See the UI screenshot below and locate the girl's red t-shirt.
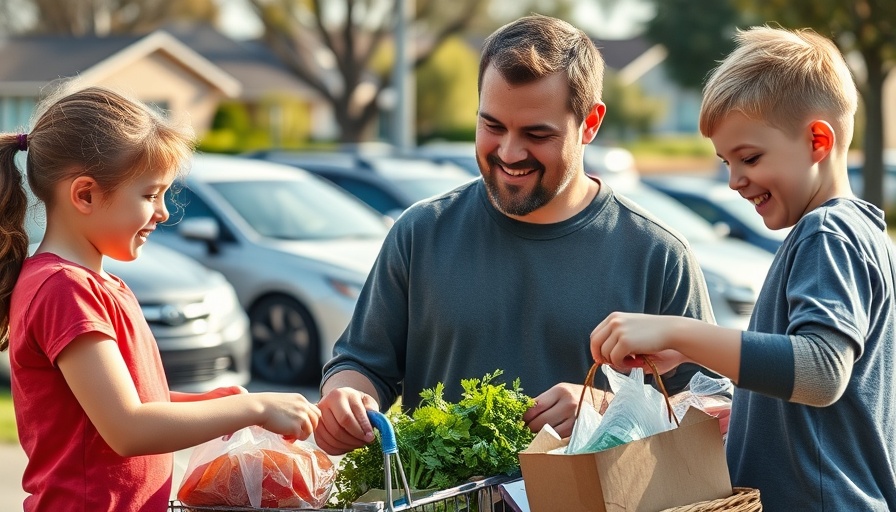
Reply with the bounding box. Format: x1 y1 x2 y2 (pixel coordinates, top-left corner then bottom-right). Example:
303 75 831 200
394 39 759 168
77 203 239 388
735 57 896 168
10 253 172 512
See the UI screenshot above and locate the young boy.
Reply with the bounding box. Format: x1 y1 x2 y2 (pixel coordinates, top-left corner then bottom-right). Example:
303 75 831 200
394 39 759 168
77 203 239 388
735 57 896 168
590 26 896 510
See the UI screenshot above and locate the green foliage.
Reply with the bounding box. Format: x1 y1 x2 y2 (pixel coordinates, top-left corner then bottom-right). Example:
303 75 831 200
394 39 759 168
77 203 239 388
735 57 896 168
624 135 717 158
415 36 480 142
332 370 535 507
0 389 17 444
600 70 666 141
210 101 250 132
644 0 741 91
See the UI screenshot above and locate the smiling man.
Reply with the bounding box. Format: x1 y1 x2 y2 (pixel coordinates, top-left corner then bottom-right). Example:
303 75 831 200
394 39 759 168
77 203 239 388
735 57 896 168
315 14 716 456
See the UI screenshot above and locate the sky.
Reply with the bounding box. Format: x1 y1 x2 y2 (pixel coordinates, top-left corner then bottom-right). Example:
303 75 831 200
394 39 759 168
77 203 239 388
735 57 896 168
214 0 654 41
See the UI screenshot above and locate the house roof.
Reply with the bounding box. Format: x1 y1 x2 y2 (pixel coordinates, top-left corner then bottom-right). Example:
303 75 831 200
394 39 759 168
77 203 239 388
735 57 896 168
158 22 324 100
592 36 653 70
0 30 241 97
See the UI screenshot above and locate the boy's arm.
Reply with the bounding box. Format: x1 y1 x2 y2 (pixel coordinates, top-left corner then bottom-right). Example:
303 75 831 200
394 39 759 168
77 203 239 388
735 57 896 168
671 317 743 382
591 313 743 384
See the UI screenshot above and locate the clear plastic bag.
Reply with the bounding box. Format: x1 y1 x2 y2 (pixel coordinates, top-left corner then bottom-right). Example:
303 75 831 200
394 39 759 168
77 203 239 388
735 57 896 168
567 366 676 454
177 426 337 509
669 372 733 438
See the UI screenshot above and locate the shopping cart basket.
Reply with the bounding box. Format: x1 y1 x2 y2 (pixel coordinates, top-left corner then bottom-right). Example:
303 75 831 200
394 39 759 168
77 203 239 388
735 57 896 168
168 410 522 512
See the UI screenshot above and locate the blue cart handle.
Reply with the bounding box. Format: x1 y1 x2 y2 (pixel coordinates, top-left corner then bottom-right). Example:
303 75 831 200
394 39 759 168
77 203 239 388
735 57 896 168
366 410 398 454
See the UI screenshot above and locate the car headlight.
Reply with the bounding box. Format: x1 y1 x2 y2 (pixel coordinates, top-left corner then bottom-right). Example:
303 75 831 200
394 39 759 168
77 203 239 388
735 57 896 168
201 283 242 317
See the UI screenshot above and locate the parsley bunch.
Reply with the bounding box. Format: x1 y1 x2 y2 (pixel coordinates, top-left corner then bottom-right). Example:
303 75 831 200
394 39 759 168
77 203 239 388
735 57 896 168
332 370 535 506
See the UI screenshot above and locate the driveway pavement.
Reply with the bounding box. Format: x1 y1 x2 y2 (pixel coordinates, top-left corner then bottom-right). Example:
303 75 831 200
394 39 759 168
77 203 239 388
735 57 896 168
0 382 319 509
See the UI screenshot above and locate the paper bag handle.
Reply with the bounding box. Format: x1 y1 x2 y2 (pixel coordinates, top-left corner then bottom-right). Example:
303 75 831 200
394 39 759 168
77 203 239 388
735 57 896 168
575 357 680 427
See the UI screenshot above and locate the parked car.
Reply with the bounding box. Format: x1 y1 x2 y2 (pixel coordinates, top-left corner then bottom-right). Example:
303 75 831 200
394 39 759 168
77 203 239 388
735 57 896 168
584 144 640 188
847 149 896 207
153 154 391 384
643 175 790 254
614 181 774 330
415 142 641 187
246 150 476 219
415 141 480 176
0 213 251 392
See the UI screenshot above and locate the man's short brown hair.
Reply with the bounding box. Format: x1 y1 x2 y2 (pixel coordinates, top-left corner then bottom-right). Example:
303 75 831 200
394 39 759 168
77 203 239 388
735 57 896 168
478 14 604 124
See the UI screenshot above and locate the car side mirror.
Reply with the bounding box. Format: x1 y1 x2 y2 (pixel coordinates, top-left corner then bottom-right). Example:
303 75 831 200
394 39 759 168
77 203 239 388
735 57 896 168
178 217 221 255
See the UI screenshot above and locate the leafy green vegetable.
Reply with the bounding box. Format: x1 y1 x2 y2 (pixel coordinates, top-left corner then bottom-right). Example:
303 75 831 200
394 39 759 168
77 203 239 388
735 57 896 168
331 370 535 506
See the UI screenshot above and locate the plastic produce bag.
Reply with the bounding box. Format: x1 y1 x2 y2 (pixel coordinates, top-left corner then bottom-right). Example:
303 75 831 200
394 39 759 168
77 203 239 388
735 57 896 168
177 426 337 509
567 366 676 454
669 372 734 437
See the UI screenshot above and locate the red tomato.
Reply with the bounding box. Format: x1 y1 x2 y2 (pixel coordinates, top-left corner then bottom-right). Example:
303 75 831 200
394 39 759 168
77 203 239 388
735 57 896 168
178 444 334 507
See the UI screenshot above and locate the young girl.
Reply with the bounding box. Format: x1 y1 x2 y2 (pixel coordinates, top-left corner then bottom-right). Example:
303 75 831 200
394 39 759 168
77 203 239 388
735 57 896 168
0 86 322 511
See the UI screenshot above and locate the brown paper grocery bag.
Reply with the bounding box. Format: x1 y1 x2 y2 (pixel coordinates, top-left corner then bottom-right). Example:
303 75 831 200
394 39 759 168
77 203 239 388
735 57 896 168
519 362 732 512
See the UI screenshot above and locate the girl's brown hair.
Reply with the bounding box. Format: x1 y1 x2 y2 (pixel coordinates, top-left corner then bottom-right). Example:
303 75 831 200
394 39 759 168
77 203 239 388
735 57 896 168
0 85 195 350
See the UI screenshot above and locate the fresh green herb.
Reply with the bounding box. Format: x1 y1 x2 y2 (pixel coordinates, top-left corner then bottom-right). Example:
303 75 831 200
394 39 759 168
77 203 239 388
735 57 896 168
331 370 535 506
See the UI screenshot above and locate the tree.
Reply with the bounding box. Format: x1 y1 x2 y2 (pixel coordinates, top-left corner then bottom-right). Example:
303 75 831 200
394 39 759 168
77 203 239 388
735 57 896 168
2 0 218 36
732 0 896 209
247 0 487 143
642 0 740 91
414 35 479 142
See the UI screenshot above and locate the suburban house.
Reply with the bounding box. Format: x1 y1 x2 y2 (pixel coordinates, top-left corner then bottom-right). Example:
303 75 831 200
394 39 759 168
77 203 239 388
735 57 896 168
595 35 703 136
0 24 334 143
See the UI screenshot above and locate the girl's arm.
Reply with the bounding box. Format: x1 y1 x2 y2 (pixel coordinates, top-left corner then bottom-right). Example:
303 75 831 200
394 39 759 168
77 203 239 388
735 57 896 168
57 332 320 457
170 387 248 403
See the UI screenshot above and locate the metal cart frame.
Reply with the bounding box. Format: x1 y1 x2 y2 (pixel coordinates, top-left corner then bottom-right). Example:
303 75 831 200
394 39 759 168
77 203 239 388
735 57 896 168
168 411 523 512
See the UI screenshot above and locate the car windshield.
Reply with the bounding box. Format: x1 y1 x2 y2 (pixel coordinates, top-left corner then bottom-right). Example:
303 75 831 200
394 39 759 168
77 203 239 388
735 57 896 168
209 179 388 240
620 185 720 243
716 194 790 241
367 157 474 202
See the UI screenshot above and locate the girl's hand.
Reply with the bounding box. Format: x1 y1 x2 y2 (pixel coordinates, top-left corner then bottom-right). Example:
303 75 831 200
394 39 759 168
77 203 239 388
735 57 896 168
255 392 322 441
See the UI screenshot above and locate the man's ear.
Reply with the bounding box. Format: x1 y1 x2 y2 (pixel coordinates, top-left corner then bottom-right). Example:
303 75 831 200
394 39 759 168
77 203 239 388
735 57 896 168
809 120 834 163
70 176 97 213
582 102 606 144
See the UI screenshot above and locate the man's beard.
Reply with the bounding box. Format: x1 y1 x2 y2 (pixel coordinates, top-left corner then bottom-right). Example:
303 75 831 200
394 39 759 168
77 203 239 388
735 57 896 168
481 153 551 216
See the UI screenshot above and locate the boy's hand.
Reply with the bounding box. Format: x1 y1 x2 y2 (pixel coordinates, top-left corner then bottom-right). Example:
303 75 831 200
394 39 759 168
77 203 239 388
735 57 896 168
590 312 682 367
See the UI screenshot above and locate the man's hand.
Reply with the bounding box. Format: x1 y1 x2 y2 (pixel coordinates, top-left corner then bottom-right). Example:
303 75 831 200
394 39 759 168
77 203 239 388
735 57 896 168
315 387 379 455
522 382 613 438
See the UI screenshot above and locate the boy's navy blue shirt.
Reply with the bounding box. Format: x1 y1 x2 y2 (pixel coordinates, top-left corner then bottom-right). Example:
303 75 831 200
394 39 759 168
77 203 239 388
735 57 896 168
728 197 896 511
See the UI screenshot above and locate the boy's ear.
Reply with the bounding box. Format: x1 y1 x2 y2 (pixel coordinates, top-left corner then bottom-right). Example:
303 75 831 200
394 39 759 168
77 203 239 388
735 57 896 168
70 176 96 213
809 120 834 163
582 102 606 144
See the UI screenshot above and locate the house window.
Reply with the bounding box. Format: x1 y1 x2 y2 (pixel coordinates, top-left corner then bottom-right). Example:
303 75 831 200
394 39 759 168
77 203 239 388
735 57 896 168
0 97 37 132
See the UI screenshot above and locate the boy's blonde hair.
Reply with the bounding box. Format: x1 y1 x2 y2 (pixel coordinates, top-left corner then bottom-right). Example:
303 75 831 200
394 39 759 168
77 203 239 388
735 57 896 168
699 26 858 152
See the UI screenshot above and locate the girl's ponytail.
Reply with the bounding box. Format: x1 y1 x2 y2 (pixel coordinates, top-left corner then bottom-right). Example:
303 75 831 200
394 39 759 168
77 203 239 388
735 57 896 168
0 133 30 351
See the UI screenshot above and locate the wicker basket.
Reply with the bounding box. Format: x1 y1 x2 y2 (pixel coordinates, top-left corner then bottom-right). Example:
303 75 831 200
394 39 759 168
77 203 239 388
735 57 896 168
659 487 762 512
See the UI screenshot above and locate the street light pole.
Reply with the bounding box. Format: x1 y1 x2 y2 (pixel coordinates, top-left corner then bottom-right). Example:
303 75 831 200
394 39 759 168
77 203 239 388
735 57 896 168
393 0 415 155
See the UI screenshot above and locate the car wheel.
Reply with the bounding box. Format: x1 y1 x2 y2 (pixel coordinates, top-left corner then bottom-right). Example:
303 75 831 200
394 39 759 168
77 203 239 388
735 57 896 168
248 294 321 385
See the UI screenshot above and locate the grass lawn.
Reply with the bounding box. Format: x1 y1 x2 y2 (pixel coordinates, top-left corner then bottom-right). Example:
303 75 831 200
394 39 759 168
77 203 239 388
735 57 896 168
0 388 17 444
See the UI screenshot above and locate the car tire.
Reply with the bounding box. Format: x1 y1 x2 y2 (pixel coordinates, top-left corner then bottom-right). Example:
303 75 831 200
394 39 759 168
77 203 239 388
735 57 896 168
248 294 321 385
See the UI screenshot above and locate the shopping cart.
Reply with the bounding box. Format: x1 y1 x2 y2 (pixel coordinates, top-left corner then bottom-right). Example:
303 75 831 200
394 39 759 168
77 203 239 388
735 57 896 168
168 411 522 512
